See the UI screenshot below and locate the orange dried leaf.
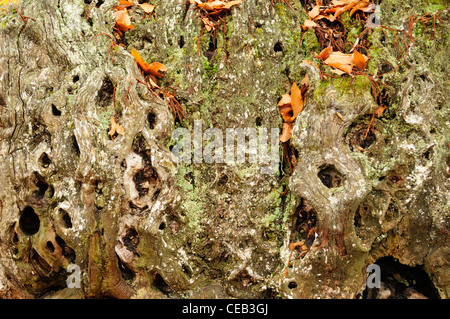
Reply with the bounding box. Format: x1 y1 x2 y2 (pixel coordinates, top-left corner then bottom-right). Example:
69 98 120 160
223 0 242 9
290 81 304 121
115 20 134 32
278 94 292 122
375 105 387 118
113 8 132 25
147 62 167 78
308 5 321 19
334 1 359 18
315 46 333 61
131 48 150 72
300 73 309 87
280 122 294 142
113 9 134 31
303 19 318 28
350 2 370 16
108 118 125 140
353 49 368 70
324 51 354 74
138 3 155 14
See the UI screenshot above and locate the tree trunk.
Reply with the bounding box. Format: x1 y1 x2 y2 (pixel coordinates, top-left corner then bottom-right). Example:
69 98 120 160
0 0 449 299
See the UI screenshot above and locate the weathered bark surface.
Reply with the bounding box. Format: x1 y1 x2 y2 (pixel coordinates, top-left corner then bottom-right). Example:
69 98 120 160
0 0 449 299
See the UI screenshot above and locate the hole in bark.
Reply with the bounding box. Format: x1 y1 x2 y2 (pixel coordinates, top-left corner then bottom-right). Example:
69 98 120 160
255 116 262 126
274 41 283 52
73 75 79 83
98 77 114 108
178 35 185 48
123 227 139 254
31 172 49 200
55 235 76 263
59 209 72 229
132 134 160 197
263 287 278 299
51 104 61 116
158 222 165 230
152 272 173 295
182 264 191 277
117 253 135 281
46 241 55 253
13 232 19 245
346 119 378 152
363 256 440 299
147 112 156 129
218 174 228 186
19 206 40 236
31 249 52 273
318 164 344 188
288 281 297 289
204 36 217 62
39 152 52 168
291 198 317 255
0 93 6 106
31 121 51 147
72 135 80 158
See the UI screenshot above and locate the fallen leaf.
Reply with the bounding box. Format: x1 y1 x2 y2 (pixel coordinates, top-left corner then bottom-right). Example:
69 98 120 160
108 117 125 140
353 49 368 70
138 3 155 14
113 8 134 31
375 105 387 117
330 68 347 75
334 1 359 18
280 122 294 142
308 5 321 19
303 19 318 28
223 0 242 9
324 51 354 74
315 46 333 61
300 73 309 86
278 94 292 122
147 61 167 78
131 48 150 72
289 82 304 122
350 1 370 16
